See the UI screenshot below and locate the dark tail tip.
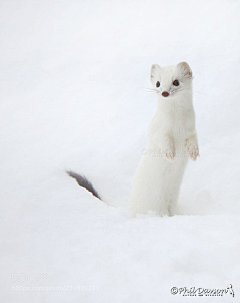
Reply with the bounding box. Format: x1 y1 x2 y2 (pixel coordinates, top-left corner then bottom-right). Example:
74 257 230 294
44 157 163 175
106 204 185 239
67 171 101 200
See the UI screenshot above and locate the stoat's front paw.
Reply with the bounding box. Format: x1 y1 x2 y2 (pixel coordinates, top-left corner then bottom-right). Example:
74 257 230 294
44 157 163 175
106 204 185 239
159 135 175 162
186 141 199 161
163 146 175 162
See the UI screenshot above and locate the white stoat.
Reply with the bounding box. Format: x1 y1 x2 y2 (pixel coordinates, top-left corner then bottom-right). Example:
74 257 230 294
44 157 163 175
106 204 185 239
68 62 199 217
128 62 199 216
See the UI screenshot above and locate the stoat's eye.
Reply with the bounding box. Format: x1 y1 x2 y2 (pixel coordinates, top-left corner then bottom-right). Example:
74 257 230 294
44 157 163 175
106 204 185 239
156 81 160 88
173 80 180 86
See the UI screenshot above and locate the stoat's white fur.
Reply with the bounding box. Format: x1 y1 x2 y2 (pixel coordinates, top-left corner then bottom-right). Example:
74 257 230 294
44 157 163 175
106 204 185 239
128 62 199 216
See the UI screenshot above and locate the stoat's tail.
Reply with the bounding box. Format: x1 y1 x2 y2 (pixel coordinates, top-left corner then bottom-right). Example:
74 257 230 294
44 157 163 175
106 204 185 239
67 171 101 200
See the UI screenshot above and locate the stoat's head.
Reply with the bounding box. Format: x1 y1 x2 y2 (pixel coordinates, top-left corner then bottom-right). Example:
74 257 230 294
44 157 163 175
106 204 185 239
150 62 192 99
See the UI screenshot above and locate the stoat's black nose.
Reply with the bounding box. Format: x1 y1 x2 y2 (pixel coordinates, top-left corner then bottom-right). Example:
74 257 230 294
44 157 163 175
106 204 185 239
162 91 169 97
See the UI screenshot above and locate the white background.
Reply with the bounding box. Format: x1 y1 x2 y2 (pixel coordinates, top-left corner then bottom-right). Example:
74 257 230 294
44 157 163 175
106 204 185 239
1 0 240 302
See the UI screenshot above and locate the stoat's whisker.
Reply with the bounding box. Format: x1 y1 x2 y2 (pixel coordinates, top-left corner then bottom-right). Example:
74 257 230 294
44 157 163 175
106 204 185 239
144 87 159 93
145 91 159 95
171 88 185 95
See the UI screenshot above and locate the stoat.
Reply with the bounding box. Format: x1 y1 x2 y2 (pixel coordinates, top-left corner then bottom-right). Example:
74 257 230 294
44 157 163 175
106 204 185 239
68 62 199 216
128 62 199 216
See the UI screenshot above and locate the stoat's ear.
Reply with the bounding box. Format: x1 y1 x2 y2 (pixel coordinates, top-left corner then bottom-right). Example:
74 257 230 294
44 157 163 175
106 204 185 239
177 61 192 77
150 64 161 81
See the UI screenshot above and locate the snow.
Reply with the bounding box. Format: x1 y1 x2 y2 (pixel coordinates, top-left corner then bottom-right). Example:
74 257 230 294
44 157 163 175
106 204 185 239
1 0 240 302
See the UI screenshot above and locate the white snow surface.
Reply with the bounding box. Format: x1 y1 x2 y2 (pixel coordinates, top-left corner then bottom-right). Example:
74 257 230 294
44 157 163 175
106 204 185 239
1 0 240 302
